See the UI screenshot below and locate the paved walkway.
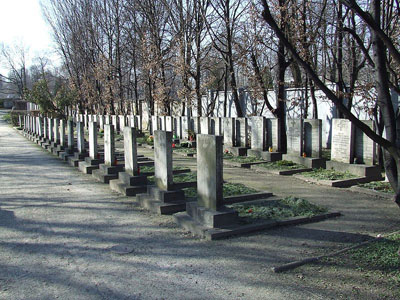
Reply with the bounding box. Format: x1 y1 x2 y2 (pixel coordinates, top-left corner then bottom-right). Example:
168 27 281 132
0 110 399 299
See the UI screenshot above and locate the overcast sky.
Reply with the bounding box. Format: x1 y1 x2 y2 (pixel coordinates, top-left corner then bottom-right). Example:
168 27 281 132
0 0 57 74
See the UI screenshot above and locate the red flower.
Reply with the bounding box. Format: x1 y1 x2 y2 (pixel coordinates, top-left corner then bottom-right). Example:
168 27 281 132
247 209 253 213
172 143 176 148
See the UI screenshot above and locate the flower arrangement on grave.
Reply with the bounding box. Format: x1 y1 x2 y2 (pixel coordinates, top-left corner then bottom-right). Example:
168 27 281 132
146 135 154 143
302 152 307 158
187 129 195 141
269 147 273 152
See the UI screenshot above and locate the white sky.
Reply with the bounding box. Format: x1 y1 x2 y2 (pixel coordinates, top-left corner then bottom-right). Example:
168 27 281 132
0 0 58 74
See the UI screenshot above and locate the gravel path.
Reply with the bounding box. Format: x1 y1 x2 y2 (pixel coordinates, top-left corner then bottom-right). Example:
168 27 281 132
1 110 399 299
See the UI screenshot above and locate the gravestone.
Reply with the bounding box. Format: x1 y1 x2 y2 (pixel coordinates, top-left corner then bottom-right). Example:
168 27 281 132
192 116 200 134
89 121 98 159
250 116 266 150
68 121 89 167
197 134 224 210
98 115 105 129
200 117 210 134
174 134 238 236
235 118 248 148
223 118 235 147
109 127 148 196
136 115 143 132
119 115 126 132
59 119 66 148
37 117 43 138
48 118 54 142
286 119 303 156
111 115 118 133
43 118 48 140
181 116 189 139
210 117 222 136
136 129 187 214
354 120 375 165
154 130 173 190
77 121 86 154
266 118 280 151
165 116 173 132
326 118 380 180
92 124 123 183
331 119 354 164
104 124 115 165
78 121 102 174
53 118 60 144
304 119 322 158
67 120 74 151
104 115 111 125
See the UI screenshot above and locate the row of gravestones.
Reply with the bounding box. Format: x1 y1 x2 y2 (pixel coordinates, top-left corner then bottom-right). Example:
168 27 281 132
20 114 379 171
20 114 239 239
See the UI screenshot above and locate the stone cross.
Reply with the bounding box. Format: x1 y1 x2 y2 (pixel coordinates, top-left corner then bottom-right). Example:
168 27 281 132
197 134 223 210
154 130 173 190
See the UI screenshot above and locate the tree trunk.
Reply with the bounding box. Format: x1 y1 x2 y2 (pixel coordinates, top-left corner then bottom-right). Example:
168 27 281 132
371 0 400 207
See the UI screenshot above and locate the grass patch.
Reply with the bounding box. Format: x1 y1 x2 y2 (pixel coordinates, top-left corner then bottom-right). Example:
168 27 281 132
137 134 154 145
139 165 187 173
302 168 356 180
229 196 327 222
147 171 196 185
180 176 258 199
321 148 331 160
358 181 394 194
173 144 196 154
342 233 400 287
223 153 263 163
258 160 305 170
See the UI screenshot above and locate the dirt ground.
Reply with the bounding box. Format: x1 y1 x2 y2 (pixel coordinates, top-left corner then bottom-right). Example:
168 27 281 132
1 110 399 299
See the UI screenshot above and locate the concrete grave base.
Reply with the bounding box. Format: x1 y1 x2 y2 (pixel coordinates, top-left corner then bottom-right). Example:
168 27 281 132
41 139 51 150
48 141 59 153
109 173 148 196
326 160 382 179
247 149 282 162
59 148 75 161
68 152 89 167
294 173 382 188
52 144 65 156
136 186 187 215
250 164 312 176
78 157 104 174
224 146 248 156
174 209 341 240
186 202 238 228
282 154 326 169
92 164 124 183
